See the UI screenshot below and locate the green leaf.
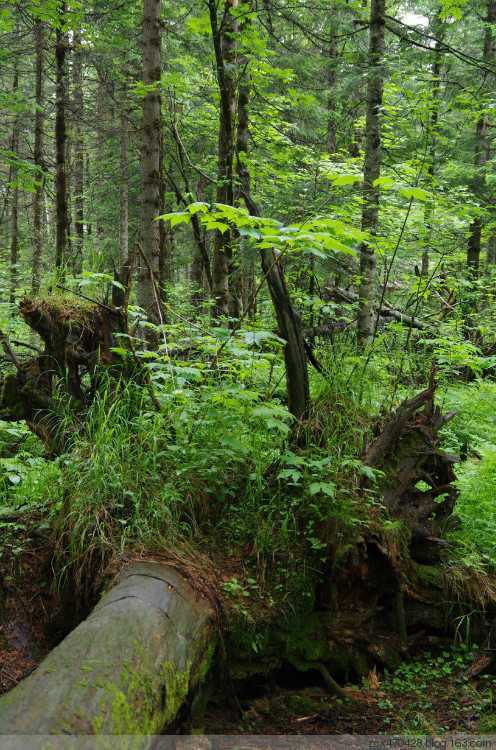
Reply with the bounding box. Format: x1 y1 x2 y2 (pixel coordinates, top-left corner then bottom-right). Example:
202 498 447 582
332 174 362 186
187 202 209 215
157 211 191 227
399 187 431 202
309 482 336 497
373 176 395 189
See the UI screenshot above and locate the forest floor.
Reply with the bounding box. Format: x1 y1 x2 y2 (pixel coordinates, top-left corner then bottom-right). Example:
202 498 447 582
203 647 496 735
2 548 496 735
2 534 496 735
0 529 57 696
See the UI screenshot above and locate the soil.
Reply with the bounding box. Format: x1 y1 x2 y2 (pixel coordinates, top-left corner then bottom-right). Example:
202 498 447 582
0 536 58 696
202 649 496 735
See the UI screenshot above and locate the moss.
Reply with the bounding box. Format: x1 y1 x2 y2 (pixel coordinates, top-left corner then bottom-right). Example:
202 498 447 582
414 563 444 589
91 657 193 735
284 612 331 664
285 692 324 714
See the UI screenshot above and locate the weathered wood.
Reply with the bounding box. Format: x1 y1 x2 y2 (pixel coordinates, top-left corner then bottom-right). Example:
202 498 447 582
0 562 216 738
325 284 429 331
364 382 458 560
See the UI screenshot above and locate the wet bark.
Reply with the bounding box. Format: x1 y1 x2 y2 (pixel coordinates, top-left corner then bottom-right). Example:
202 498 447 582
357 0 386 346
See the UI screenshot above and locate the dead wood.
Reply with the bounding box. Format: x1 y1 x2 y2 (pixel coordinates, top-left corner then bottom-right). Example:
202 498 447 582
364 381 458 561
324 284 429 331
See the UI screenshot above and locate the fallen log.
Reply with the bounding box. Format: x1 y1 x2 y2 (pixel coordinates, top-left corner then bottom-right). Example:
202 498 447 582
0 562 217 737
324 285 429 331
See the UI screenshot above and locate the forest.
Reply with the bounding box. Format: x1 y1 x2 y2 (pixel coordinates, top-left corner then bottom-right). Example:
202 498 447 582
1 0 496 742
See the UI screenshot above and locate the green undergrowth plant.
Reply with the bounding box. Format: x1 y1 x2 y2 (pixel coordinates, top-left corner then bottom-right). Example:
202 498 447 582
52 365 292 588
49 326 397 610
440 381 496 570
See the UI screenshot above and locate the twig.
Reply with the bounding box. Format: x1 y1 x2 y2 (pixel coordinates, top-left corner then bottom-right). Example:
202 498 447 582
0 330 21 370
56 284 116 314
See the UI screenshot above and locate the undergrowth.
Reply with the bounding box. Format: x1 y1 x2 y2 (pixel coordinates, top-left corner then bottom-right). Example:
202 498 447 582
441 380 496 570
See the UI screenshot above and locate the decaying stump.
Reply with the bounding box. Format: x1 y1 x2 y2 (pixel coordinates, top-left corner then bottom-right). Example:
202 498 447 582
0 292 131 448
0 562 217 737
20 295 128 401
364 380 458 564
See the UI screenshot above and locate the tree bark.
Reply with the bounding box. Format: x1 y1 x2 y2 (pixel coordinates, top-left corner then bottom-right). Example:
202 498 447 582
209 0 240 319
72 28 85 276
55 5 68 273
138 0 162 324
326 9 339 154
467 0 496 277
0 562 216 736
9 47 19 307
357 0 386 346
32 19 45 296
235 22 309 421
119 103 129 269
421 12 444 278
158 127 173 291
95 77 107 243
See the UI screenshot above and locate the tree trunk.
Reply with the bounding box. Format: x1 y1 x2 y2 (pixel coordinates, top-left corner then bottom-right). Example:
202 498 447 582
119 103 129 269
138 0 162 324
9 48 19 307
487 233 496 266
235 21 309 422
32 20 45 296
467 0 496 277
158 128 173 291
72 29 84 276
95 78 107 243
421 13 444 278
326 10 338 154
357 0 386 346
55 5 68 273
209 0 240 319
0 562 216 736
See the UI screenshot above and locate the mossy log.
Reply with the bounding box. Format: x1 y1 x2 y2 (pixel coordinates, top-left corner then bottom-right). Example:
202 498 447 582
0 562 216 738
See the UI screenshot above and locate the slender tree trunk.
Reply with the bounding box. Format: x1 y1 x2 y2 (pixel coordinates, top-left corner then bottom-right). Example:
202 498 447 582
158 128 173 290
326 10 338 154
209 0 240 319
55 5 68 273
66 129 73 263
119 104 129 269
95 79 107 242
235 9 309 421
32 20 45 295
138 0 162 324
85 152 92 239
236 62 255 315
487 234 496 266
357 0 386 346
9 50 20 306
72 29 84 276
421 13 444 278
467 0 496 277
